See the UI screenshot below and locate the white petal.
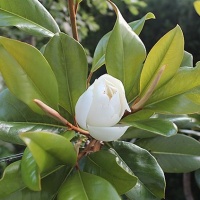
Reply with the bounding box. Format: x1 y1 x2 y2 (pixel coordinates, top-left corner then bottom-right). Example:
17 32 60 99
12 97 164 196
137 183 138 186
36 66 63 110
75 86 93 130
88 125 130 141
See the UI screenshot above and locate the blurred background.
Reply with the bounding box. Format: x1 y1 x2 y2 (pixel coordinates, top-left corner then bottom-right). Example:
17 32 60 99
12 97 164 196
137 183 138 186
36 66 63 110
0 0 200 199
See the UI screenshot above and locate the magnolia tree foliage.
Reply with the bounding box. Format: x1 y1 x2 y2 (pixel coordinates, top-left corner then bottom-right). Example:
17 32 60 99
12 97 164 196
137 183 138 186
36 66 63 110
0 0 200 199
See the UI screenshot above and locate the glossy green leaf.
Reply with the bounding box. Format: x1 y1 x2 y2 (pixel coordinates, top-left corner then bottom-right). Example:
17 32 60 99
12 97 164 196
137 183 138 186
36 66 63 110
106 1 146 100
136 134 200 173
126 180 159 200
0 161 24 198
0 121 67 145
140 25 184 96
180 51 193 67
0 37 59 114
44 32 87 115
91 12 154 73
194 1 200 16
122 118 177 137
0 89 59 124
83 150 137 194
0 162 71 200
145 64 200 114
0 0 60 37
20 131 77 172
112 141 165 199
21 148 40 191
57 171 121 200
195 168 200 189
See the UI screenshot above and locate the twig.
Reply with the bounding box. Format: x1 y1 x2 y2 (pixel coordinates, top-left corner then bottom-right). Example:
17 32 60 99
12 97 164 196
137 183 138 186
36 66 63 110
34 99 89 136
68 0 79 41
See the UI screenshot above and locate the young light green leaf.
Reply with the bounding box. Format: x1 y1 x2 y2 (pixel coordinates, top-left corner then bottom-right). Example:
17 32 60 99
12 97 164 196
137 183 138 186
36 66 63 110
194 1 200 16
57 171 121 200
0 0 60 37
106 1 146 100
44 32 88 115
112 141 165 199
180 51 193 67
83 150 137 194
144 64 200 114
20 131 77 172
0 37 59 114
140 25 184 96
136 134 200 173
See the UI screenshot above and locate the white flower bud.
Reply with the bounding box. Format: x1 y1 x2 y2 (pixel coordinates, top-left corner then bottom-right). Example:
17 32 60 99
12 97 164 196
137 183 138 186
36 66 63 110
75 74 130 141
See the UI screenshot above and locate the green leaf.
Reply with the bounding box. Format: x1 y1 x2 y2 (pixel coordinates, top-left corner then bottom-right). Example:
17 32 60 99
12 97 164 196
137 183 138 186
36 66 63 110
83 150 137 194
180 51 193 67
91 12 154 73
0 161 72 200
0 0 60 37
140 25 184 96
106 1 146 101
0 121 67 145
136 134 200 173
0 37 59 114
194 1 200 16
0 161 24 198
145 64 200 114
20 131 77 172
121 118 177 137
0 89 59 123
129 12 155 35
57 171 121 200
126 180 160 200
44 32 88 115
21 148 40 191
112 141 165 199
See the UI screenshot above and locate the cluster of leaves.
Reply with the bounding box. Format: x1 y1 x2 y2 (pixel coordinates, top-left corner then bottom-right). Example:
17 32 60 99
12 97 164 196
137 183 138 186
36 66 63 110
0 0 200 199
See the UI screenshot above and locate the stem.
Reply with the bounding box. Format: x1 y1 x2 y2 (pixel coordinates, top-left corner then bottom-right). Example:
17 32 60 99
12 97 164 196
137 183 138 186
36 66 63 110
87 72 93 88
183 173 194 200
34 99 89 136
68 0 79 41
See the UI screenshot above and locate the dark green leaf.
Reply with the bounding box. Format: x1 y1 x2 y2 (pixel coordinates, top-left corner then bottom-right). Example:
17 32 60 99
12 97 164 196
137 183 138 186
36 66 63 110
0 37 59 114
0 0 59 37
83 150 137 194
122 118 177 137
195 168 200 189
57 171 121 200
112 141 165 198
136 134 200 173
44 32 88 115
106 1 146 101
0 121 67 145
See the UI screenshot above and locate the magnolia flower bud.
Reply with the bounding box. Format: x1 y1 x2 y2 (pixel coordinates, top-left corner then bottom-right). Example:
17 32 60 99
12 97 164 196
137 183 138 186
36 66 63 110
75 74 130 141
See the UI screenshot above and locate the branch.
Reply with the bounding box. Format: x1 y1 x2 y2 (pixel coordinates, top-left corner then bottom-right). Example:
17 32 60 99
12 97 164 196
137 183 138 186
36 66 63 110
68 0 79 41
34 99 89 136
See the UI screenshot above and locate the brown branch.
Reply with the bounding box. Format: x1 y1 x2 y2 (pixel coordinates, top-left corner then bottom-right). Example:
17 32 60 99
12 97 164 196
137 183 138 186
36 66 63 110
68 0 79 41
34 99 89 136
183 173 194 200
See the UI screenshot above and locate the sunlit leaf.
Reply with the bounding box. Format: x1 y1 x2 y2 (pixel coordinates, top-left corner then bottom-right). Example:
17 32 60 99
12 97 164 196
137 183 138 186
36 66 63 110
0 37 59 114
0 0 60 37
194 1 200 16
136 134 200 173
140 25 184 96
57 171 121 200
106 1 146 101
44 32 87 115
